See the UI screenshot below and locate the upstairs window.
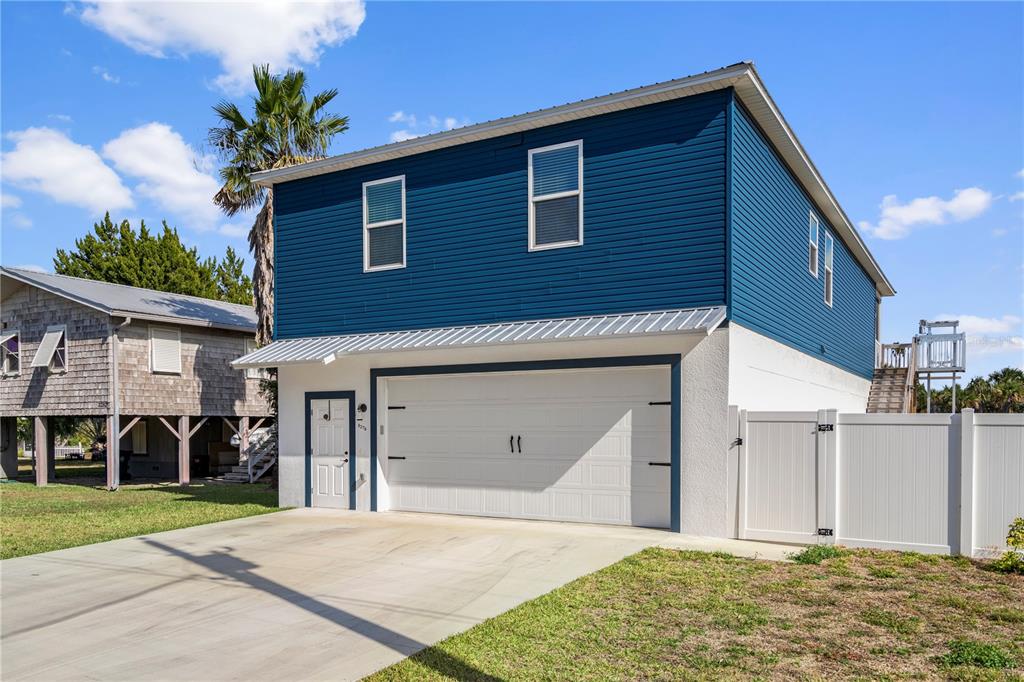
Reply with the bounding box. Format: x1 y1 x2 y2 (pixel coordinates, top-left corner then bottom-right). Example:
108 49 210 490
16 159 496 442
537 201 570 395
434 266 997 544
1 331 19 376
363 176 406 271
244 338 270 380
529 141 583 250
824 232 835 307
150 325 182 374
31 325 67 373
808 212 819 277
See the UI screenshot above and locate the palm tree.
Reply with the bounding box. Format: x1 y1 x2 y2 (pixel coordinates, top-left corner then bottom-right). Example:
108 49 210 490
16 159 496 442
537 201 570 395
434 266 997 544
209 64 349 344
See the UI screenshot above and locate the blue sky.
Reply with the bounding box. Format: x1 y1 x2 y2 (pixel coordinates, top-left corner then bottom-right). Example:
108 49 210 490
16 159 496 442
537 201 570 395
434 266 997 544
2 1 1021 378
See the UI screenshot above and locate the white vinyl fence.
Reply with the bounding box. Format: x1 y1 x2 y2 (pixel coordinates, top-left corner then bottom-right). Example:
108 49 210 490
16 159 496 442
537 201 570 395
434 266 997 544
733 408 1023 557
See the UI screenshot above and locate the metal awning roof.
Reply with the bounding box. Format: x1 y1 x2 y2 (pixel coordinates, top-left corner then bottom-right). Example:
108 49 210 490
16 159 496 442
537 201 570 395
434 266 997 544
233 307 726 368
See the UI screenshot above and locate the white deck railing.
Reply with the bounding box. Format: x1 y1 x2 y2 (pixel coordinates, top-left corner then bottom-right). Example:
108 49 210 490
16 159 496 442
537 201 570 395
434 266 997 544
915 332 966 373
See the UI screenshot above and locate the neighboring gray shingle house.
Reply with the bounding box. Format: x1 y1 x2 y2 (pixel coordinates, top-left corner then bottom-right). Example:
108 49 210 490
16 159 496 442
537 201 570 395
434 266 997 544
0 267 271 486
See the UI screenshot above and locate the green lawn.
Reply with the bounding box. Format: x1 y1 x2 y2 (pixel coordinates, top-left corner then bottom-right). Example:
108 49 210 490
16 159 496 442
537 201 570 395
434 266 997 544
370 547 1024 681
0 481 281 559
17 457 107 480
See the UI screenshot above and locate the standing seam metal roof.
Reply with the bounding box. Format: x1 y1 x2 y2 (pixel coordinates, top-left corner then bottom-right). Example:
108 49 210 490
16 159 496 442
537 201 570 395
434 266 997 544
232 306 726 367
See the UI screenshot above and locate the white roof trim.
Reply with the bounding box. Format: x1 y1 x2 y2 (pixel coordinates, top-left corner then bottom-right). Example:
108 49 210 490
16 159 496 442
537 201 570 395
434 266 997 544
250 62 892 296
232 306 726 368
0 331 15 346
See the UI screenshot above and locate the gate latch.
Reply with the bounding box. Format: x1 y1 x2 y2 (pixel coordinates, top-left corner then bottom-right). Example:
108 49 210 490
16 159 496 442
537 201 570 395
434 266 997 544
817 424 835 432
816 528 834 536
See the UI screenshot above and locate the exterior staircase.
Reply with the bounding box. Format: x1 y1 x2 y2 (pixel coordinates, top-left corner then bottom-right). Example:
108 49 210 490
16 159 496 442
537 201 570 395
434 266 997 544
221 426 278 483
867 367 913 413
867 341 917 414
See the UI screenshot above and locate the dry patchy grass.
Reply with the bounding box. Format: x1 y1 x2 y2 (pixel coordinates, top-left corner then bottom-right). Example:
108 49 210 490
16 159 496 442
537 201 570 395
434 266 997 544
370 547 1024 681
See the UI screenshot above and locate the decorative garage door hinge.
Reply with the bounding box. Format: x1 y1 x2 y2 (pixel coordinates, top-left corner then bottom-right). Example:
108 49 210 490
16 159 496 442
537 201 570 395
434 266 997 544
817 424 835 432
816 528 834 536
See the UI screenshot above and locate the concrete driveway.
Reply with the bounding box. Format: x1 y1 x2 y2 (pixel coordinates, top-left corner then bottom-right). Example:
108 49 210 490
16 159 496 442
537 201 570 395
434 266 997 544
1 509 669 681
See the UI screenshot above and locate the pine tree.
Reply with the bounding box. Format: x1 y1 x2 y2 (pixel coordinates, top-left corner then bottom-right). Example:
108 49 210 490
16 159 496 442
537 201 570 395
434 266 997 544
53 213 253 304
216 246 254 305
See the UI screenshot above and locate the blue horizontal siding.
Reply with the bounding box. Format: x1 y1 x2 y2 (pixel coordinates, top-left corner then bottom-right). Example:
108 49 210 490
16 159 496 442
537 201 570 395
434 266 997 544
274 91 729 338
728 97 876 378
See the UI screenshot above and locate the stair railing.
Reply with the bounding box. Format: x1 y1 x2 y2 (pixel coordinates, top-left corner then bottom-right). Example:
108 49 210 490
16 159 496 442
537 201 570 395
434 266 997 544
878 342 912 369
245 429 278 483
904 341 918 413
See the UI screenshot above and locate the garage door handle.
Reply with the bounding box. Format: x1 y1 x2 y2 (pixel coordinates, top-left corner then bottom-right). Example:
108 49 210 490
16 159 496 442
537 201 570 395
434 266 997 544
509 435 514 454
388 456 406 460
517 435 521 453
648 462 671 467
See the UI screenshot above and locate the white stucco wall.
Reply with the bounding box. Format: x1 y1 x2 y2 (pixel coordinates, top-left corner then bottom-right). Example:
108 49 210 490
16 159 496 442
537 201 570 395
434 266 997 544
727 323 870 413
276 329 732 536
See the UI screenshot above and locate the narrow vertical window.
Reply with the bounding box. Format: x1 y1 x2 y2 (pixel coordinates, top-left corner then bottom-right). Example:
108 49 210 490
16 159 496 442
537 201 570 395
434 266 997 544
244 338 269 380
529 140 583 250
31 325 67 373
0 331 19 376
150 325 182 374
363 176 406 271
808 212 819 277
824 232 834 307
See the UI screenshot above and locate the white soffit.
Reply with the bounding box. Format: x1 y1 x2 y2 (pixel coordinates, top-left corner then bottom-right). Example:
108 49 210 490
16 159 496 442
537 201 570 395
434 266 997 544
232 306 726 368
249 62 892 297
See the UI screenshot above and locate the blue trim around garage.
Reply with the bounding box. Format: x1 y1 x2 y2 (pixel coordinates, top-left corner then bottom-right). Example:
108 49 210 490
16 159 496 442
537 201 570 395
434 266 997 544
369 354 682 532
303 390 357 510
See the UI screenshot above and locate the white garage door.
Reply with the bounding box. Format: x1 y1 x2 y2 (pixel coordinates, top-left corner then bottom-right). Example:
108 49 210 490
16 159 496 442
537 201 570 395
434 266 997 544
384 366 671 528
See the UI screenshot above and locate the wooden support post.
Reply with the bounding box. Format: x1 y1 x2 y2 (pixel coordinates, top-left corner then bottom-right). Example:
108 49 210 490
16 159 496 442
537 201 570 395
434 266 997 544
0 417 18 480
34 416 50 486
106 414 119 490
178 415 190 486
239 416 250 461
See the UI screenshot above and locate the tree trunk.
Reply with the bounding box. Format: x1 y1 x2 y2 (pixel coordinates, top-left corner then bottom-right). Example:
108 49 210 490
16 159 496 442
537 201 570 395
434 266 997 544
249 190 274 346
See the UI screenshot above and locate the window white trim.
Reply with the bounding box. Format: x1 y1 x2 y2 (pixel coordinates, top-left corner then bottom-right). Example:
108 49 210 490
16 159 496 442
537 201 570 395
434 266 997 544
808 212 819 278
823 231 835 308
30 324 68 373
528 140 583 251
362 175 407 272
244 338 270 380
1 330 20 376
149 325 182 374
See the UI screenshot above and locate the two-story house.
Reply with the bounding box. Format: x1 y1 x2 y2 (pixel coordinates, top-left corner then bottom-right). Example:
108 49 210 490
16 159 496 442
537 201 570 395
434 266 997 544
1 267 272 486
234 62 894 536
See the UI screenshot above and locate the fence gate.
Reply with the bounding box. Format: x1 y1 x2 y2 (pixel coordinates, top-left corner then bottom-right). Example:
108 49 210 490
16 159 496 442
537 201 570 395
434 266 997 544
737 410 837 544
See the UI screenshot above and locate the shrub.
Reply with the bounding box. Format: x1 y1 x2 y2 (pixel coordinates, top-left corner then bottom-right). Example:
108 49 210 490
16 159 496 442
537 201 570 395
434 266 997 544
989 517 1024 575
939 639 1015 669
789 545 845 565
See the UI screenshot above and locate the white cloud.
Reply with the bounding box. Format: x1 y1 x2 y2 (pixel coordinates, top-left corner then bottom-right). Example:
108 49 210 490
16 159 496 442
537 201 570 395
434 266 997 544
937 314 1023 335
388 111 469 143
78 1 365 93
48 114 73 124
858 187 993 240
1 193 22 209
219 222 249 238
2 127 132 214
1010 191 1024 202
10 264 48 273
968 335 1024 357
91 65 120 84
102 123 221 230
6 213 33 230
1017 169 1024 179
992 228 1009 237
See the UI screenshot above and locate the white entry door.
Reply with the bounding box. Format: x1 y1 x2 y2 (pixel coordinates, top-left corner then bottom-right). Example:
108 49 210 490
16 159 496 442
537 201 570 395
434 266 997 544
384 367 671 528
310 398 349 509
